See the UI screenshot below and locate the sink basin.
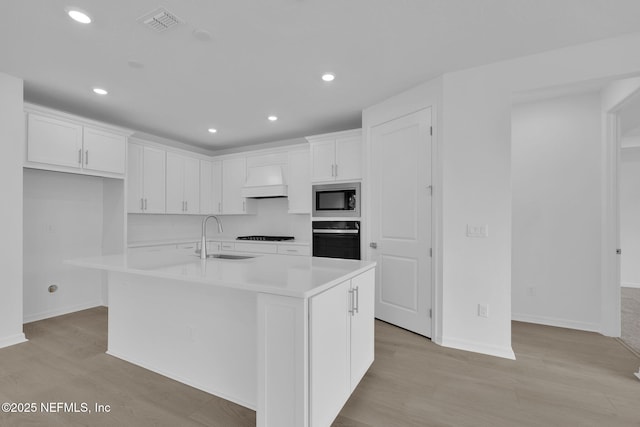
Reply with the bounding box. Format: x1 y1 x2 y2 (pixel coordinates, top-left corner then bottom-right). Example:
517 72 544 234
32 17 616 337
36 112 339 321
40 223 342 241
203 254 256 260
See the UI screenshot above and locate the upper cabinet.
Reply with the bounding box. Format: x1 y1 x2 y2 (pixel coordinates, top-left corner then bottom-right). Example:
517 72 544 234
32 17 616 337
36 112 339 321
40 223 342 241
166 152 200 214
127 142 166 214
287 148 311 214
25 106 129 178
307 129 362 183
222 157 255 215
200 159 222 215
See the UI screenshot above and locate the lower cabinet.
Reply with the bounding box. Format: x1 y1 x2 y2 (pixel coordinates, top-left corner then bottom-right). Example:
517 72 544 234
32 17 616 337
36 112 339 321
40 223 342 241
309 268 375 427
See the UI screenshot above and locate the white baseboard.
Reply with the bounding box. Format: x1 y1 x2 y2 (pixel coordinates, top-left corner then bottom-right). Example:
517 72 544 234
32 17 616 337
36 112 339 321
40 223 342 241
23 300 103 323
511 313 600 332
621 282 640 289
439 336 516 360
0 333 28 349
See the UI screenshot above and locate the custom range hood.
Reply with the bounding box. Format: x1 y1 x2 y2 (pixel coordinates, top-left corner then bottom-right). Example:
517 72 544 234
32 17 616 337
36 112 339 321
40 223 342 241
241 165 288 198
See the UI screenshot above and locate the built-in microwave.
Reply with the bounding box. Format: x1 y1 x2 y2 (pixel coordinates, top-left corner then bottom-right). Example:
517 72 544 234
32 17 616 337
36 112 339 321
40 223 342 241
312 182 360 217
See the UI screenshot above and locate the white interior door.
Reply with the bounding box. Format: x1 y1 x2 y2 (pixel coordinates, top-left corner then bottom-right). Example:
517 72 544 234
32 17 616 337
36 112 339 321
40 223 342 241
370 108 432 337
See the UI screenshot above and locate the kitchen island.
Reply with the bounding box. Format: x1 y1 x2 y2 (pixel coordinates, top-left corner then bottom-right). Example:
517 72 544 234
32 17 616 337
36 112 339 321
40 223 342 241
68 252 376 427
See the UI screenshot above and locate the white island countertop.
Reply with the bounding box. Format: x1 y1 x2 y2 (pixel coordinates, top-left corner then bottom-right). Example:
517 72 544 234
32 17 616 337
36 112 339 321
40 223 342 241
68 252 375 298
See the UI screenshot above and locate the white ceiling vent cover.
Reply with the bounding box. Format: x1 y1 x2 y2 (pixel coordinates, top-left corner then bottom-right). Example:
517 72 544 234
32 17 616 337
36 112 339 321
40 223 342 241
137 7 183 33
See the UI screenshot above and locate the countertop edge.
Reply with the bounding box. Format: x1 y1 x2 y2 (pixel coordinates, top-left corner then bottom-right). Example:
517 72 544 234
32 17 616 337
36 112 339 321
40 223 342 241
66 258 376 299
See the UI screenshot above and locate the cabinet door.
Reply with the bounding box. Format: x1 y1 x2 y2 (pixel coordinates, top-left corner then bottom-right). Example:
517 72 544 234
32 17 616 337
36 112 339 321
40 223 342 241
310 140 336 182
183 156 200 214
127 143 144 213
27 114 82 169
200 160 214 214
165 152 185 214
82 127 126 174
309 280 351 427
349 269 375 391
142 146 166 213
287 149 311 213
211 160 223 214
222 157 247 214
335 134 362 181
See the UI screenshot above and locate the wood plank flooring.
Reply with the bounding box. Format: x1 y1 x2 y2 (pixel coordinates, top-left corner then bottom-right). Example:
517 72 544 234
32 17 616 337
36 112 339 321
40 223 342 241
0 307 638 426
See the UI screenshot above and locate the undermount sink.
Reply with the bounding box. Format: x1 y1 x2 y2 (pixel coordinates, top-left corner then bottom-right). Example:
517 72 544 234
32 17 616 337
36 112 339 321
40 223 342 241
203 254 256 260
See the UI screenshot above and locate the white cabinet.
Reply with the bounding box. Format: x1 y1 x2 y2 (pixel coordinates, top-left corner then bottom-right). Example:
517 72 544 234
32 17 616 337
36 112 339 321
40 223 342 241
307 129 362 183
127 143 166 213
26 112 127 176
309 268 374 427
222 157 255 214
287 148 311 213
166 152 200 214
82 127 126 174
200 160 222 214
27 114 82 169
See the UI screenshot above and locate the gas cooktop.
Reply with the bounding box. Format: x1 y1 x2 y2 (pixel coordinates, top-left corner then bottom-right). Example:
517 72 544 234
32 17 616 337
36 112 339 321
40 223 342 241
236 235 295 242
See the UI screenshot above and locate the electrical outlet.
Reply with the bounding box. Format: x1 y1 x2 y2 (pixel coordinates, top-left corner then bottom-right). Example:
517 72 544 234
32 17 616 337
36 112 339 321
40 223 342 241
467 224 489 238
478 303 489 318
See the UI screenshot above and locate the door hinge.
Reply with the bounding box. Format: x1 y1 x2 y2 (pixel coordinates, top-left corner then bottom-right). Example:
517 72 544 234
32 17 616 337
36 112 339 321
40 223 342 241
429 308 432 319
429 248 432 257
430 126 433 136
616 249 622 255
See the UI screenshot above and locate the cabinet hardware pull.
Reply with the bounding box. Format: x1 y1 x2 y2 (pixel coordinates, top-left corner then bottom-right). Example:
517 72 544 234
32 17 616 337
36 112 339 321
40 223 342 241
334 164 338 177
354 286 359 314
218 202 221 213
331 164 334 177
85 150 89 165
348 289 355 315
185 201 188 211
140 198 144 211
144 198 148 210
78 149 82 165
182 201 185 212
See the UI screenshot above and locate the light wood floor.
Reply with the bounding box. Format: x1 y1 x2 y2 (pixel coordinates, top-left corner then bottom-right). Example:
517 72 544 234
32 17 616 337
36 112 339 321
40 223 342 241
1 308 638 427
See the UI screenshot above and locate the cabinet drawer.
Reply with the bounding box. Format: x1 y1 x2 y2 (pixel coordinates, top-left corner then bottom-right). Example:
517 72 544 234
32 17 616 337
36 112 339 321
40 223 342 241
221 242 235 251
277 245 310 256
234 242 277 254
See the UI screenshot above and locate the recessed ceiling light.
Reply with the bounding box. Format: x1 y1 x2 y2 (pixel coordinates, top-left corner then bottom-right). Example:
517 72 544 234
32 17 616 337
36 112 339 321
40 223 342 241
93 88 108 95
268 116 278 122
67 9 92 24
208 128 217 134
322 73 335 82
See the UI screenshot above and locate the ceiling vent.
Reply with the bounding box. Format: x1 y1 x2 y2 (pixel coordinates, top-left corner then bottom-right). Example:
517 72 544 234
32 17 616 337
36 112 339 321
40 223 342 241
137 7 183 33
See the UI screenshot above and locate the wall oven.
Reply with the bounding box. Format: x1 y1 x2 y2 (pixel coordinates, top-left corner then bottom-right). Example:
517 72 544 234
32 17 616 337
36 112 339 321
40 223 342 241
312 182 360 218
312 221 360 260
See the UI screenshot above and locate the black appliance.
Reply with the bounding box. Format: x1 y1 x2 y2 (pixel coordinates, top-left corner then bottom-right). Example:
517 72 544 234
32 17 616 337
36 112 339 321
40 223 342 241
312 221 360 260
312 182 360 217
237 236 295 241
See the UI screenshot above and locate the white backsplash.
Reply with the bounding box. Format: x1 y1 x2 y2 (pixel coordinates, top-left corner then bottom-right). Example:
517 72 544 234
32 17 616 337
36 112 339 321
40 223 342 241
127 198 310 244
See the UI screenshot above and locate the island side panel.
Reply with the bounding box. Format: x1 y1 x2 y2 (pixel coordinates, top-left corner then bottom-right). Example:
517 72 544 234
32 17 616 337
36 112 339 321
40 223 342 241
257 293 309 427
107 271 257 409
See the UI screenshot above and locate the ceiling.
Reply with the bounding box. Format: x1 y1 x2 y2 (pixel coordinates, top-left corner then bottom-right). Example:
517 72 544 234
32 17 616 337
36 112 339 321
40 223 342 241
3 1 640 152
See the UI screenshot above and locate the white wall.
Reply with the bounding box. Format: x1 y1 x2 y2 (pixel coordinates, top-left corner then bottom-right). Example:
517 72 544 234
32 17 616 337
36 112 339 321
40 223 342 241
128 198 310 244
437 32 640 358
23 169 105 322
512 92 602 331
0 72 26 349
620 147 640 288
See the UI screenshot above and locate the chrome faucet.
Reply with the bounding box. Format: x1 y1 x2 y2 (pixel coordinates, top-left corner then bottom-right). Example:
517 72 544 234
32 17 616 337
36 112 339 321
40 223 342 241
200 215 223 259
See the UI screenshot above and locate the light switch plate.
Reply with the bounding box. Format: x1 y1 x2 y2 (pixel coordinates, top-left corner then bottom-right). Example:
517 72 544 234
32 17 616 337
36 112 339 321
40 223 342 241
467 224 489 238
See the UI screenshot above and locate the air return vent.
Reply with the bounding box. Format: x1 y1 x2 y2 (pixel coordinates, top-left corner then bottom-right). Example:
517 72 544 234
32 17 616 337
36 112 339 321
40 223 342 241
137 7 183 33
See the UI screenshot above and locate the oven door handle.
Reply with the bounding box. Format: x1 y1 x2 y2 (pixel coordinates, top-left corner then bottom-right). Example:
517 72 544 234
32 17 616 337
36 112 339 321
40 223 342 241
312 229 359 234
